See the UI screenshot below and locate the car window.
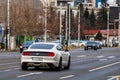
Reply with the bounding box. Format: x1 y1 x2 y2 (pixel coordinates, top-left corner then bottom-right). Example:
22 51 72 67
30 44 54 49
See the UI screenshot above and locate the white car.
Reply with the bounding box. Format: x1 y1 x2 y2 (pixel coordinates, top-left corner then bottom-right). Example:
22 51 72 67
21 42 71 71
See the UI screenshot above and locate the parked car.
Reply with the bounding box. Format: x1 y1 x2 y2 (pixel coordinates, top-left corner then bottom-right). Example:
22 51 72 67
95 41 102 49
71 40 88 47
21 42 71 71
84 41 99 50
20 41 34 53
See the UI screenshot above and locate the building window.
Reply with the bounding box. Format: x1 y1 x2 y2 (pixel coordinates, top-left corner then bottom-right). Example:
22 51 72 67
50 2 55 6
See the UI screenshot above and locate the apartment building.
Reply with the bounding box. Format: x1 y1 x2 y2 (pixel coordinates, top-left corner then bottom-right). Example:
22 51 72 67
116 0 120 6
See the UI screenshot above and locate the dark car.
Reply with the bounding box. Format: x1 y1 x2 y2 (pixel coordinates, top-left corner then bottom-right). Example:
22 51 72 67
20 41 34 53
84 41 98 50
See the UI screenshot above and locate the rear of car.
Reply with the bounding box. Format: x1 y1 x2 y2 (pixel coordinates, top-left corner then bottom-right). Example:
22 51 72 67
84 41 98 50
21 42 70 71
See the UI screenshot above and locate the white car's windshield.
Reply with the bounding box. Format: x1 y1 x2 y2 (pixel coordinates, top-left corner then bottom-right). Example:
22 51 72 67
30 44 54 49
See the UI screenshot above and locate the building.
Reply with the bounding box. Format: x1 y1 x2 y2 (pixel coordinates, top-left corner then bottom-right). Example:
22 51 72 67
116 0 120 6
83 29 119 46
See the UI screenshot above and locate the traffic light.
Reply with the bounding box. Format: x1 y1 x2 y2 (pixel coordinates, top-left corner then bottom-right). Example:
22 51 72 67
6 28 9 34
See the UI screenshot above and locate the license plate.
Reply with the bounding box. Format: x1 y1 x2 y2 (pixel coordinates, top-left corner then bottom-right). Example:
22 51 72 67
88 47 92 48
32 57 43 61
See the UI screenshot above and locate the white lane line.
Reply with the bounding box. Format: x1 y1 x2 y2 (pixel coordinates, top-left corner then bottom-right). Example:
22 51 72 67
97 55 104 58
0 62 20 66
107 56 115 59
0 65 19 70
13 68 20 70
0 68 20 73
107 76 116 80
4 68 20 72
60 75 74 79
77 55 86 58
89 61 120 72
17 72 43 78
4 69 12 72
99 59 108 61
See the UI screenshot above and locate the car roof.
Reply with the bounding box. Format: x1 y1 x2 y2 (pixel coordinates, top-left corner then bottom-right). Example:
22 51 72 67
32 42 60 45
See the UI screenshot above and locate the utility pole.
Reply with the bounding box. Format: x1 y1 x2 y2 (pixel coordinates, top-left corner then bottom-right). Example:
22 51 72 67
107 5 109 47
78 4 80 47
6 0 10 50
68 4 71 45
65 4 68 41
119 12 120 46
117 4 120 47
60 3 62 44
44 0 47 42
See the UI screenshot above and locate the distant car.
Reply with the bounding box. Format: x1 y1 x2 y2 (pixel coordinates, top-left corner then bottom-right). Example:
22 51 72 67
21 42 71 71
95 41 102 49
84 41 98 50
71 40 87 47
20 41 34 53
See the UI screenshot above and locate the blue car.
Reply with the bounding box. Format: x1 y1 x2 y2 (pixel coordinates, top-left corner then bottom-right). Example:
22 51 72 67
20 41 34 53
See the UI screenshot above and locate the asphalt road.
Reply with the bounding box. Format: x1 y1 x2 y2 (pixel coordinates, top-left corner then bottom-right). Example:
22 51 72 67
0 47 120 80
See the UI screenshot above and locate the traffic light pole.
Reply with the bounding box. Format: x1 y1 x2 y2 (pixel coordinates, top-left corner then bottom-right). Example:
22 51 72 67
119 12 120 46
6 0 10 50
60 3 62 44
107 5 110 47
78 5 80 47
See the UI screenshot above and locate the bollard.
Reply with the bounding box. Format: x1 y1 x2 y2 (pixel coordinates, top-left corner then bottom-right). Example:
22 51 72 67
116 75 120 80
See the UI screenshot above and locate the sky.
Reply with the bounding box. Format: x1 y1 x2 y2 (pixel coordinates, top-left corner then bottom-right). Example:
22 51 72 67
98 0 117 8
107 0 117 6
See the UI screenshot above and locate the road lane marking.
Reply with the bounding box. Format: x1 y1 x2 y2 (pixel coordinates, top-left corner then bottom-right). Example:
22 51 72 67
60 75 74 79
107 56 115 59
107 76 116 80
17 72 43 78
0 65 19 70
99 59 108 61
77 55 86 58
97 55 104 58
3 68 20 72
0 62 20 66
0 68 20 73
89 61 120 72
4 69 12 72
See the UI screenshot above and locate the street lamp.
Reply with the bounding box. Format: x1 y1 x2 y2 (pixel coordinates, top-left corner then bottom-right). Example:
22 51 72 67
6 0 10 50
100 3 109 47
59 3 62 44
106 5 110 47
114 19 117 39
44 0 48 42
68 4 71 46
118 6 120 47
78 4 81 47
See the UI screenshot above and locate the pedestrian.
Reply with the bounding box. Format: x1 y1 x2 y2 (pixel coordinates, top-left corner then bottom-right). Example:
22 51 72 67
1 42 5 51
35 38 39 42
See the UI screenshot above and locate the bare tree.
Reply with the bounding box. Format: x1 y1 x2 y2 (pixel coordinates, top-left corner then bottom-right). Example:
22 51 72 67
10 0 44 36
